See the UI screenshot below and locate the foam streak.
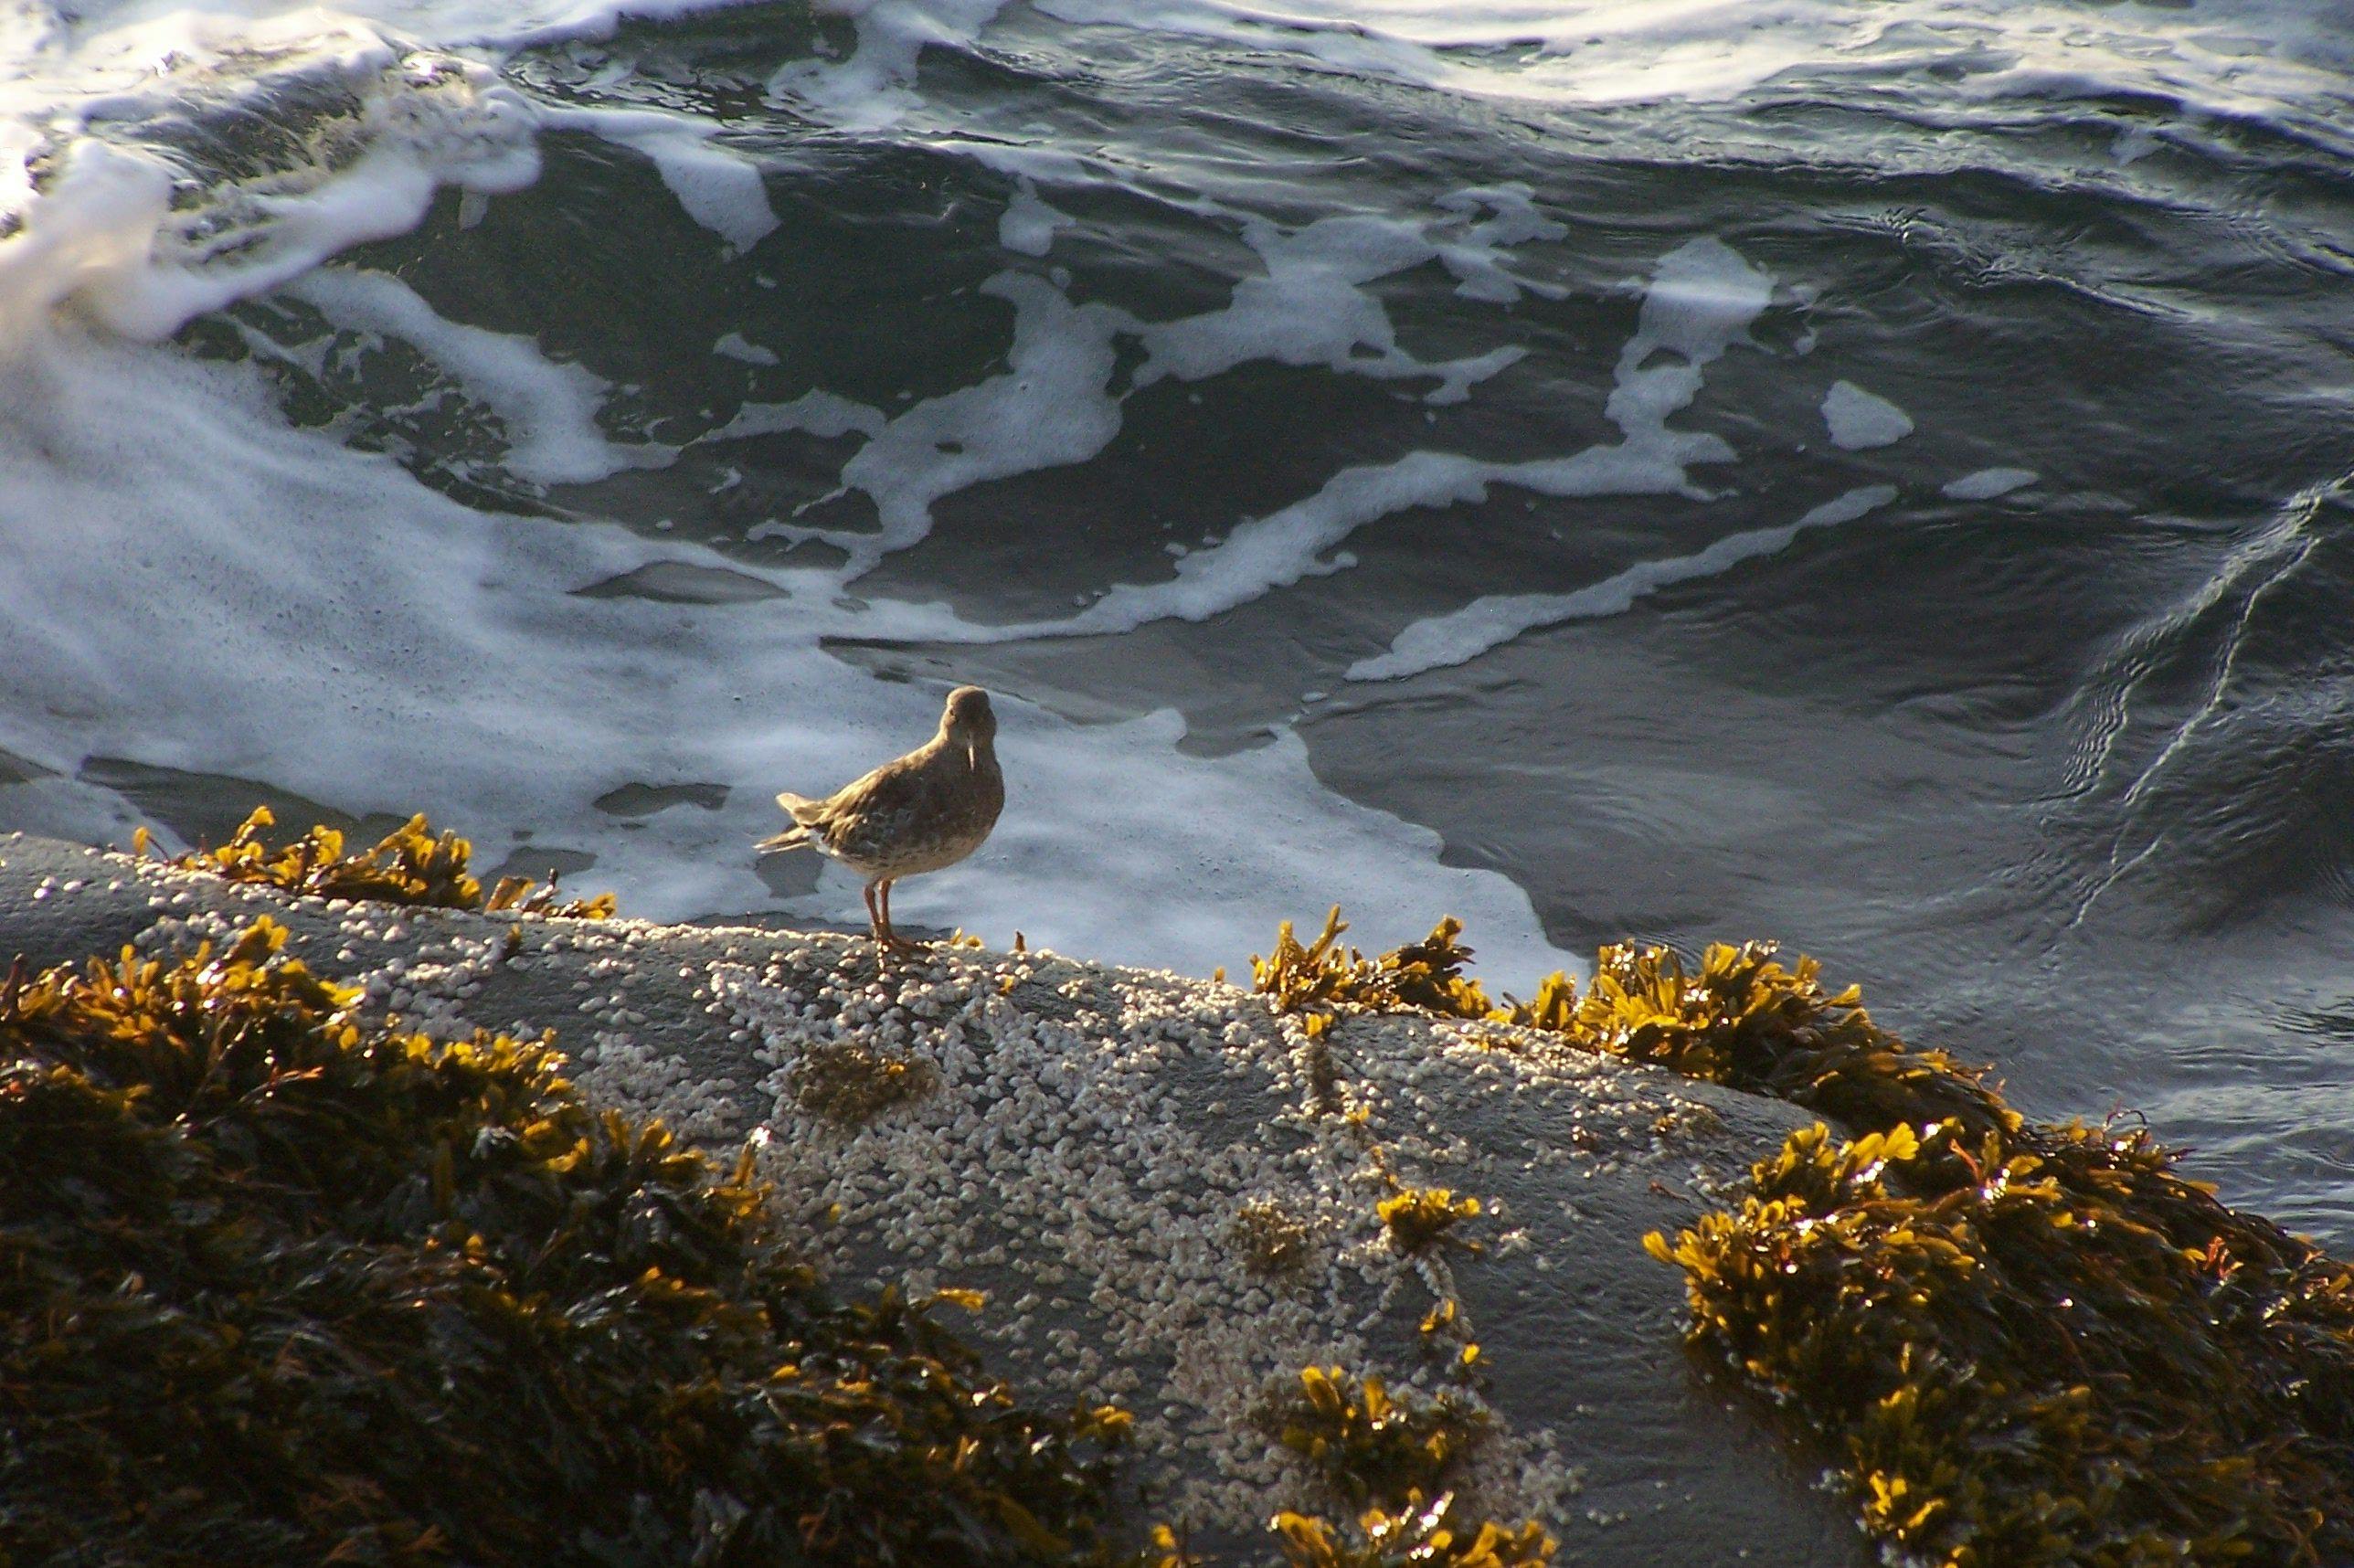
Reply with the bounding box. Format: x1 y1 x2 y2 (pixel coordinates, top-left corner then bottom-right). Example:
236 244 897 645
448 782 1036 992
1348 483 1899 682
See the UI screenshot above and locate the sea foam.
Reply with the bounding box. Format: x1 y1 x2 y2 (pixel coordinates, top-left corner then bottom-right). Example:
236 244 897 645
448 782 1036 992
1349 484 1901 683
6 0 2326 991
0 319 1578 984
1821 380 1915 452
828 235 1769 647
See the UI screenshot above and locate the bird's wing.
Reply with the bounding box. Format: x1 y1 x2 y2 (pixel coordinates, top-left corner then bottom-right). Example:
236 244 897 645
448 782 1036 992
776 789 828 825
814 754 942 860
823 754 929 820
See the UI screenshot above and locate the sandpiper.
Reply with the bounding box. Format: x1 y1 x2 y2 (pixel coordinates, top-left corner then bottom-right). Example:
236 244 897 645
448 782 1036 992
757 685 1004 949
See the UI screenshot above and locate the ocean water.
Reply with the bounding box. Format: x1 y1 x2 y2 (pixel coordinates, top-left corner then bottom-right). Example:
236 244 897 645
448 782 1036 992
3 1 2352 1233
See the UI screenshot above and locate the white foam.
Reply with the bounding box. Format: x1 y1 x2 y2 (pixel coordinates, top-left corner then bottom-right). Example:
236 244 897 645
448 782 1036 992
0 15 812 355
287 266 631 485
768 0 1017 127
1131 209 1551 393
0 10 549 341
3 92 538 342
1604 234 1772 435
998 178 1071 258
754 195 1550 564
831 270 1129 564
541 104 779 252
849 237 1769 644
1942 466 2038 500
725 197 1567 573
1822 379 1915 450
1349 484 1899 683
0 774 154 850
719 389 889 443
1032 0 1826 105
0 327 1576 984
1433 185 1570 304
714 331 779 366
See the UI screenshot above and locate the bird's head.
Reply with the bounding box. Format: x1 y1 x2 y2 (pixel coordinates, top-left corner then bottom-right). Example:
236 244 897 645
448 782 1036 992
941 685 996 754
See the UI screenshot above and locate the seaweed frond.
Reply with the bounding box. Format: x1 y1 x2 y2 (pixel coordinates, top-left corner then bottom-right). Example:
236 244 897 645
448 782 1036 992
482 869 618 921
1257 1361 1546 1568
155 805 615 918
1572 939 2010 1139
1253 909 1496 1034
1272 1492 1554 1568
1264 1366 1490 1507
1376 1187 1482 1256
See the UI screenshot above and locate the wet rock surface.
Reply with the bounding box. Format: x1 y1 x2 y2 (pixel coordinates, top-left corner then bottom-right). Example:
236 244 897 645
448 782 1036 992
0 832 1864 1564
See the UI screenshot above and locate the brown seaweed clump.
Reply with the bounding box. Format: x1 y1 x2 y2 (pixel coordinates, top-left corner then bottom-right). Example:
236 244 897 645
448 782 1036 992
1648 1114 2354 1566
1254 916 2008 1142
1251 908 1490 1038
1256 906 2354 1566
1374 1188 1482 1257
143 804 617 918
1263 1366 1489 1508
1238 1366 1549 1568
1265 1496 1554 1568
1566 940 2013 1141
1230 1196 1314 1279
791 1036 940 1123
0 918 1130 1567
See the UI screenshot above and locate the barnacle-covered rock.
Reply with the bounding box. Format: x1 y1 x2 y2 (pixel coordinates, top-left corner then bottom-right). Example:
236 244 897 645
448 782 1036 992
25 821 2347 1567
0 832 1872 1564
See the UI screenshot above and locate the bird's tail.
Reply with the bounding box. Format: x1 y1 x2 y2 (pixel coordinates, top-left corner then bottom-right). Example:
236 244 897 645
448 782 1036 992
755 826 811 854
757 790 827 854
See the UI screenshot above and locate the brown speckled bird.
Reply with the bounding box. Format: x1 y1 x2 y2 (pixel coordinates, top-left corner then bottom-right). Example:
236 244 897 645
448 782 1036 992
756 686 1004 949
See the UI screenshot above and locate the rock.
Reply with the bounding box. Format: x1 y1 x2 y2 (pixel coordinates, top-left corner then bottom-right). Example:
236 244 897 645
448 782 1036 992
0 832 1865 1564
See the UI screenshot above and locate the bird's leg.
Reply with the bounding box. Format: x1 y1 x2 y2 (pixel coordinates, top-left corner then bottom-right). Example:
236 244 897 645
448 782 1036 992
878 878 916 951
862 880 885 946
